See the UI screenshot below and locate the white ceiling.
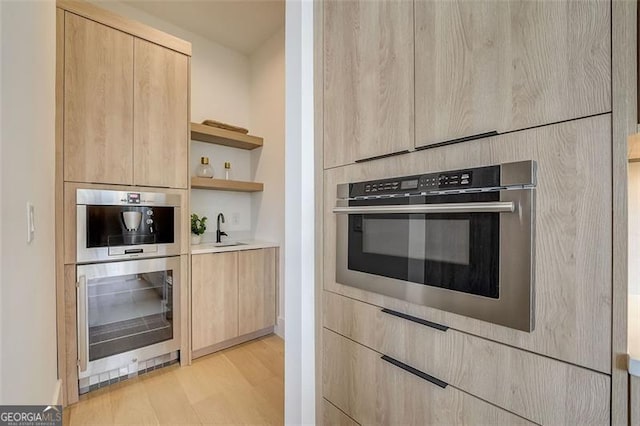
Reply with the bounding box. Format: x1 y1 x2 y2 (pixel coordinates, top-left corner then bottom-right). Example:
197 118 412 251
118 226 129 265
123 0 285 55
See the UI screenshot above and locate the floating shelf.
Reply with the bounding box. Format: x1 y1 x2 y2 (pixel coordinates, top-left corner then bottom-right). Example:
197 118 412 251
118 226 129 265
190 122 263 150
191 177 264 192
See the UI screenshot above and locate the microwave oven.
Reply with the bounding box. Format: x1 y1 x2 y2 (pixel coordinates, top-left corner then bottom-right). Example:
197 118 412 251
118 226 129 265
334 160 536 331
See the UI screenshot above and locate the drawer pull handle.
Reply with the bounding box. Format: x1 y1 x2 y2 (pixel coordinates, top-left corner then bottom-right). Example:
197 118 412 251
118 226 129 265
415 130 499 151
355 149 410 164
381 308 448 332
381 355 448 389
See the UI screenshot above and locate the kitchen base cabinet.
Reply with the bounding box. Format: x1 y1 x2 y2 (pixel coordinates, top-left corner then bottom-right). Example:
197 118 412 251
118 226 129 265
323 329 532 426
192 252 238 351
322 399 358 426
323 291 611 425
191 248 278 358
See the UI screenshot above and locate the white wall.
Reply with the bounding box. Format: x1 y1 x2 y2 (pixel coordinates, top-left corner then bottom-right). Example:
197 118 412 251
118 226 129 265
0 0 58 404
629 162 640 294
250 27 286 336
285 0 316 423
93 1 255 240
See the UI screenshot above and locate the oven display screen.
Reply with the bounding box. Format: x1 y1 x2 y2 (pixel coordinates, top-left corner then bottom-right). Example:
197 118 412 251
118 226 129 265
401 179 418 190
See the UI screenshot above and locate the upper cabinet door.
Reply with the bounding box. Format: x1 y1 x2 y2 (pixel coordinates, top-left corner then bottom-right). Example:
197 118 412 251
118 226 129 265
414 0 611 149
133 39 189 188
323 0 414 168
64 13 134 184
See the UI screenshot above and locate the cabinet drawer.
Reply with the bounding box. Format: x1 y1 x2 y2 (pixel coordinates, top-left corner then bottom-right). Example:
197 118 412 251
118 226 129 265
323 329 531 425
323 291 610 425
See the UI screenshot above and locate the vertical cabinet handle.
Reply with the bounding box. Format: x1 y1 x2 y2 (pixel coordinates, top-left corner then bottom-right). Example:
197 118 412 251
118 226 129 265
381 355 448 389
77 275 88 372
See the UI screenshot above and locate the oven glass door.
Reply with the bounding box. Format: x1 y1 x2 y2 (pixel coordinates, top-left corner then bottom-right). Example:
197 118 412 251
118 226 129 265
348 192 500 298
77 257 180 371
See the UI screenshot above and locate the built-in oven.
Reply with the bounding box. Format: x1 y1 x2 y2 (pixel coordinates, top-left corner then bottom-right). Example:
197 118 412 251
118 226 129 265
76 189 181 263
335 160 536 331
76 256 181 388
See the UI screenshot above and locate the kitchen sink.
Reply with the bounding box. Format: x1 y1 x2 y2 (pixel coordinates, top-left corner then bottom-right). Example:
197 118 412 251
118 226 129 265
212 241 247 247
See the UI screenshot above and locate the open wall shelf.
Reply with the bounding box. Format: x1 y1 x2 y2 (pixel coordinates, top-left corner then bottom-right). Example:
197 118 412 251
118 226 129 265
191 177 264 192
190 122 263 150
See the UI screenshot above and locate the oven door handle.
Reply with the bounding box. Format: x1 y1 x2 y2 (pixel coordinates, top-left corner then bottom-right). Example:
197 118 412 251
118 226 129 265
76 275 88 373
332 201 515 215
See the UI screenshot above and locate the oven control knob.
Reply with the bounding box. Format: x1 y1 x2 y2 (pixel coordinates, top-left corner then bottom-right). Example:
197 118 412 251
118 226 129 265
146 210 153 216
146 219 153 225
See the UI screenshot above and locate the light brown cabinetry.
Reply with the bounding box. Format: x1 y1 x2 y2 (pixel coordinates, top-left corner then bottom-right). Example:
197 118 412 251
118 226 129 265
323 328 533 425
134 39 188 188
62 12 189 188
238 248 277 335
323 291 610 425
191 248 277 356
192 252 238 351
414 0 610 148
323 0 414 167
63 13 134 184
323 115 612 373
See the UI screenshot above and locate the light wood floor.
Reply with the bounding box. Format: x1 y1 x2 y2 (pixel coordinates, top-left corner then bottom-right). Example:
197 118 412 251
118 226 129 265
64 335 284 425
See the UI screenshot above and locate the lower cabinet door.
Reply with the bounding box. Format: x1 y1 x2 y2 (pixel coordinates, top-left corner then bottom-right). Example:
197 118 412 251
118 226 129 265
192 252 238 350
323 329 532 425
238 248 277 335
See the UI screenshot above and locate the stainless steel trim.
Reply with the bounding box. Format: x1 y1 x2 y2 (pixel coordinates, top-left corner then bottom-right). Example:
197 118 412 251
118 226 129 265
76 189 181 207
77 275 88 372
335 186 535 332
76 256 181 379
333 201 515 215
500 160 536 187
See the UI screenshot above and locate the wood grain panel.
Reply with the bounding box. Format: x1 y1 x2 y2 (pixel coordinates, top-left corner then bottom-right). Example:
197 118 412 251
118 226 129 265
64 13 133 185
191 252 238 351
133 38 188 189
190 177 263 192
57 0 191 56
55 7 67 406
612 0 636 423
322 399 359 426
323 0 413 167
632 375 640 425
324 291 610 425
238 249 277 336
630 133 640 161
323 329 532 425
190 122 263 150
415 0 611 148
323 115 612 373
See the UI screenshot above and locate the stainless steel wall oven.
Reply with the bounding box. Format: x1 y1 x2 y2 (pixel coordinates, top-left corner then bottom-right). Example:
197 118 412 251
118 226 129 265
335 161 536 331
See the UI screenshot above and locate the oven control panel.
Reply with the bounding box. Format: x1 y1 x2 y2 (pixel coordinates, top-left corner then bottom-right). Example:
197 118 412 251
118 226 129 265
350 165 500 197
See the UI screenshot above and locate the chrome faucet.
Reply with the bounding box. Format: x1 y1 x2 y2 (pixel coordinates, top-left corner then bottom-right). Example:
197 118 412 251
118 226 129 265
216 213 227 243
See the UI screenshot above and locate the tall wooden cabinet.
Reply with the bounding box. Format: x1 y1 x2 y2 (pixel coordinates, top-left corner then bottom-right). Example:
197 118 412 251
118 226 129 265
323 0 611 167
134 39 189 188
414 0 611 148
323 0 414 167
62 9 189 189
63 14 134 184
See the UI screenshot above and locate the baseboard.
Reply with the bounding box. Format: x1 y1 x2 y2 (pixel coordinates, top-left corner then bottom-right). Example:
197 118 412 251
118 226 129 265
192 326 274 359
275 316 285 338
52 379 63 406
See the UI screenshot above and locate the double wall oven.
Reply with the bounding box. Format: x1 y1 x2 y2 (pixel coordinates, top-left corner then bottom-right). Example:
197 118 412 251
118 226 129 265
335 161 536 331
76 189 182 392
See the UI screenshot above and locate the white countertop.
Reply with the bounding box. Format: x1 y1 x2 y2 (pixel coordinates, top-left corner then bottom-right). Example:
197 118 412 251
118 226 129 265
629 294 640 377
191 240 279 255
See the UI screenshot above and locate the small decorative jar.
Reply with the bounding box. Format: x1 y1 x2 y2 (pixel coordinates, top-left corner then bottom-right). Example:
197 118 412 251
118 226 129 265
224 161 231 180
196 157 214 178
